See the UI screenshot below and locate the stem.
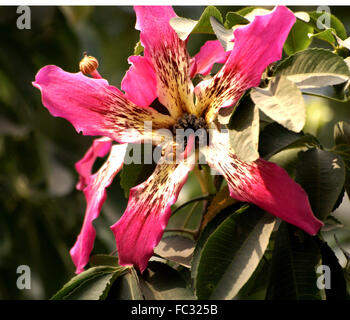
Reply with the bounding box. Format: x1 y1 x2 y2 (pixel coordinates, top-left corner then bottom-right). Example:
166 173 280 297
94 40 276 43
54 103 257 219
171 194 212 216
193 165 209 194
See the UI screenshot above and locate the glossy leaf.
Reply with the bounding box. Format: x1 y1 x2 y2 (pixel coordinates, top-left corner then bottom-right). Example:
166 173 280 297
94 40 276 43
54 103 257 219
139 261 194 300
224 11 249 29
259 122 319 160
284 19 313 55
266 223 323 300
227 96 260 162
154 235 195 268
209 17 234 51
170 6 222 40
296 148 345 221
192 205 276 300
333 121 350 198
107 267 144 300
51 266 127 300
275 48 350 89
251 76 305 132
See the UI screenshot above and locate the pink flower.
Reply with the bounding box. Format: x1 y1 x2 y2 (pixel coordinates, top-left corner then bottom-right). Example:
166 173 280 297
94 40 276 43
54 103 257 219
33 6 323 274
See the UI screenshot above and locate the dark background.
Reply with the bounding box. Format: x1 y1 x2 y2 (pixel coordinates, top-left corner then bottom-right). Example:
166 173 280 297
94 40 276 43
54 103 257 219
0 6 349 299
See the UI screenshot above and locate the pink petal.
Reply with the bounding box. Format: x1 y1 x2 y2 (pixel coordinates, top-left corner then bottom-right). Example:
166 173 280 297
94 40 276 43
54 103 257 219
75 137 112 191
190 40 230 78
134 6 196 117
111 159 193 272
121 55 157 107
33 65 175 144
204 134 323 235
196 6 296 122
70 144 128 274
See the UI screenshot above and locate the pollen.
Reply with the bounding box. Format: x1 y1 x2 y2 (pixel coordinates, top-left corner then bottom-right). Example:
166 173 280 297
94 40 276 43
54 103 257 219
79 53 99 75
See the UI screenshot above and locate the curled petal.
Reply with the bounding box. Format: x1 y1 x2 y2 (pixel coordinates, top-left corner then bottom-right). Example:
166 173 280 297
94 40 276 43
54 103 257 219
204 131 323 235
70 144 128 274
33 65 175 144
75 137 112 191
196 6 296 122
121 55 157 107
134 6 196 117
190 40 230 78
111 157 194 272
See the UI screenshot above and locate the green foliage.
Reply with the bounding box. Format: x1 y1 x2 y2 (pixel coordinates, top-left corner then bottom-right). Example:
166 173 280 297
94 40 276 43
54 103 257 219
169 6 222 40
192 205 276 299
275 48 350 88
296 148 345 221
51 266 128 300
284 19 314 55
266 223 323 300
251 76 305 132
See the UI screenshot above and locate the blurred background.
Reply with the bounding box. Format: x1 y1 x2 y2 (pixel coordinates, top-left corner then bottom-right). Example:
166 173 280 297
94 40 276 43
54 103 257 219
0 6 349 299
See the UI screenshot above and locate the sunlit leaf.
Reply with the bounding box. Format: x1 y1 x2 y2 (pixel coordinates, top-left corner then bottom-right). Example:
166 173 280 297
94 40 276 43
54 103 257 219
275 48 350 88
170 5 222 40
228 96 260 162
51 266 127 300
251 76 305 132
284 19 313 55
192 205 276 300
154 235 195 268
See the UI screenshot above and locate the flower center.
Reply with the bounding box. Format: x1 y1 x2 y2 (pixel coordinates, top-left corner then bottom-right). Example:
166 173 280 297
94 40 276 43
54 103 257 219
172 114 209 154
172 113 208 134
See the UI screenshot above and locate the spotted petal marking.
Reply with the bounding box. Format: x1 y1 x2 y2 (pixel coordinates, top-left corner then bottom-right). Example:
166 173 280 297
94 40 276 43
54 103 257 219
134 6 196 118
33 65 175 145
111 156 194 272
204 130 324 235
195 6 296 123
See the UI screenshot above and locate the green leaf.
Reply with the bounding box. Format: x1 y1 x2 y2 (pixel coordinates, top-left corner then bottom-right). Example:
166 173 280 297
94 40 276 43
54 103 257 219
120 144 156 197
308 11 347 40
259 122 319 160
154 235 195 268
295 148 345 221
170 6 222 40
89 254 119 267
227 95 260 162
333 121 350 198
192 205 276 300
107 267 144 300
275 48 350 89
310 29 337 47
51 266 127 300
224 12 249 29
210 17 234 51
139 261 195 300
133 41 144 56
251 76 305 132
284 19 314 56
266 223 323 300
